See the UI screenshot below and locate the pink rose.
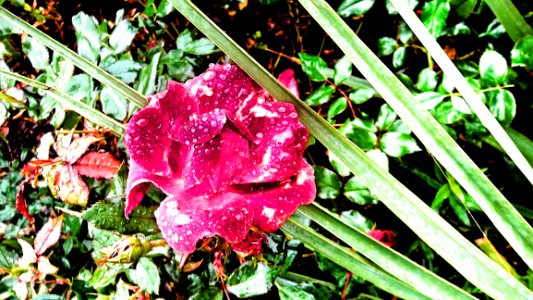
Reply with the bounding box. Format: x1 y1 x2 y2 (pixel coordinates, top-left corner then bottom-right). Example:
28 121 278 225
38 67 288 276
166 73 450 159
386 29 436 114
125 64 315 254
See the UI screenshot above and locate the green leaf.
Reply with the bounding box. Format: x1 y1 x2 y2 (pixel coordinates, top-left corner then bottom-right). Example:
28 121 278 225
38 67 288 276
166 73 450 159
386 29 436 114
299 53 328 82
450 96 472 114
348 87 375 104
449 193 471 226
433 101 464 124
456 0 477 18
333 55 352 85
392 46 407 68
157 0 174 17
376 37 397 56
380 132 421 157
277 283 316 300
135 257 160 294
431 184 450 211
375 104 397 130
328 150 351 177
226 261 277 298
480 19 506 39
72 12 100 64
305 85 335 106
102 59 144 84
89 263 128 290
366 149 389 171
109 19 137 53
417 67 438 92
65 74 94 105
185 38 218 55
82 201 159 235
340 118 377 150
136 52 161 95
479 50 508 85
421 0 450 38
340 210 373 232
0 244 18 270
22 36 49 70
327 97 347 120
344 176 377 205
337 0 375 17
511 36 533 71
314 166 342 199
100 87 128 121
487 89 516 126
483 0 533 42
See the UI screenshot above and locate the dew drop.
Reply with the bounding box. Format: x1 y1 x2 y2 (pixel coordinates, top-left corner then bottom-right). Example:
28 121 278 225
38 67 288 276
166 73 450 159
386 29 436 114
202 116 208 122
289 112 298 118
191 128 196 133
192 138 197 143
203 71 216 81
210 120 218 127
255 132 264 139
219 74 227 80
135 118 148 127
223 88 230 94
278 106 286 113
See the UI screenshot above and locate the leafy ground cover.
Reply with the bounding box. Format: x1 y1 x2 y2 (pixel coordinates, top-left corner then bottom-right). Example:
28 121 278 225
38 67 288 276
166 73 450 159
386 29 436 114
0 0 532 299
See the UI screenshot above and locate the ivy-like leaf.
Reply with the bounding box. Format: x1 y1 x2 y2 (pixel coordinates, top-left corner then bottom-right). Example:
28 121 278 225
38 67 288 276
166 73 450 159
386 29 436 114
375 104 397 130
417 67 438 92
299 53 328 82
421 0 450 38
333 55 352 85
337 0 375 17
72 12 100 63
328 150 351 177
305 85 335 106
511 36 533 72
479 50 508 85
100 87 128 121
74 151 121 179
376 37 397 56
348 87 375 104
226 261 277 298
487 89 516 126
109 19 137 53
380 132 421 157
344 176 377 205
134 257 160 294
392 46 407 68
22 36 50 70
314 166 342 199
327 97 347 120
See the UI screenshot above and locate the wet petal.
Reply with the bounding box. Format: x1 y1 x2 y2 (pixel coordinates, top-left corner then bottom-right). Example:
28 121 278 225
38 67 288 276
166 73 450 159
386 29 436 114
185 64 271 123
174 108 227 145
246 161 315 232
125 159 184 217
156 80 198 123
278 69 299 98
235 102 308 183
155 192 253 254
183 128 250 192
125 106 172 175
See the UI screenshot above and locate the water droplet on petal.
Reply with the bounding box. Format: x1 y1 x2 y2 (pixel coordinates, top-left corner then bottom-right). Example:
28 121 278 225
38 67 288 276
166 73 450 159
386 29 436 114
135 118 148 127
219 74 227 80
289 112 298 118
278 107 286 113
255 132 264 139
191 128 196 133
203 71 216 81
210 120 218 127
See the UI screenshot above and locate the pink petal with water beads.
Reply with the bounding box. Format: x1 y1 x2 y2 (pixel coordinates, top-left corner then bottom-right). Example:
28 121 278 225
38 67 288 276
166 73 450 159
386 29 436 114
174 109 227 145
235 102 308 184
185 64 268 123
125 107 172 176
246 161 315 232
125 160 184 217
155 192 253 254
278 69 300 98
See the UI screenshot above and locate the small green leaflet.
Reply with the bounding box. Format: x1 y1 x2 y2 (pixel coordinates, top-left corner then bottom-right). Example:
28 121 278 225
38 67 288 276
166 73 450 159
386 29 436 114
299 53 329 82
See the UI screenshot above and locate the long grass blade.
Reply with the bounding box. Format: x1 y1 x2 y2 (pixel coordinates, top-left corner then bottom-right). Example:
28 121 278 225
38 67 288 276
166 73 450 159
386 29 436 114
298 203 475 300
168 0 532 298
0 6 147 108
391 0 533 190
281 218 431 300
0 69 125 136
484 0 533 42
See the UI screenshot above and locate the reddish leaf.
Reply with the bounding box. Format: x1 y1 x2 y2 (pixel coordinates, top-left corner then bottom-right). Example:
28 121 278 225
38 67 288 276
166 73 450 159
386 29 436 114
15 181 34 224
55 133 101 163
50 164 90 207
34 215 64 256
74 151 122 179
21 159 56 179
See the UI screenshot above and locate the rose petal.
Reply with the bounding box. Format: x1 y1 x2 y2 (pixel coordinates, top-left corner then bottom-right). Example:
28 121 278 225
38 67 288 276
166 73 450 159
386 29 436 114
155 192 253 254
246 161 315 232
278 69 299 98
125 159 184 217
185 64 271 124
183 128 250 192
125 107 172 175
174 108 227 145
156 81 198 124
235 102 308 183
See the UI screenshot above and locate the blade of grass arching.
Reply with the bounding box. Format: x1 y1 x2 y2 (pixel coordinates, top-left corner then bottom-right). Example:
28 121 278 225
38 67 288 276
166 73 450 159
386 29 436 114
297 0 532 292
168 1 531 298
482 128 533 168
0 7 147 108
0 69 126 136
484 0 533 43
298 203 475 300
391 0 533 269
281 218 431 300
391 0 533 189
